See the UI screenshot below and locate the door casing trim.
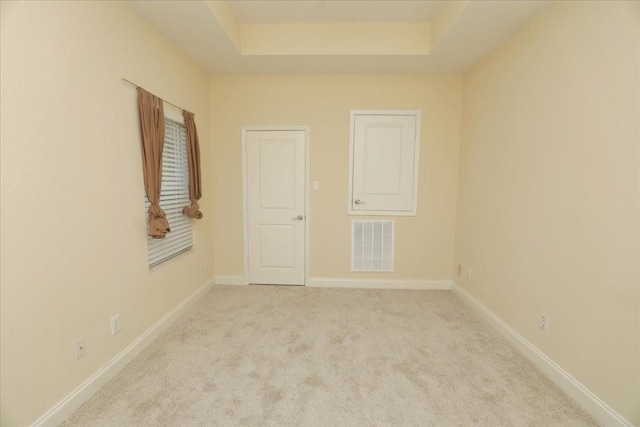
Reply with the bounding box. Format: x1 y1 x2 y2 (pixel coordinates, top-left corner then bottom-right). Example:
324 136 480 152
241 126 310 286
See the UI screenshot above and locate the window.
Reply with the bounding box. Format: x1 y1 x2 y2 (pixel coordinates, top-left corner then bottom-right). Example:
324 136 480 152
145 118 193 269
348 110 421 216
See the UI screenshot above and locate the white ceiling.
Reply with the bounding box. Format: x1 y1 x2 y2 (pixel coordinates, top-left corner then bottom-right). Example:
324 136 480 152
127 0 549 75
227 1 446 24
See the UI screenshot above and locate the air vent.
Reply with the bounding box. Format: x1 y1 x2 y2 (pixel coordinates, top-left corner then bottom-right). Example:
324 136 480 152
352 220 394 272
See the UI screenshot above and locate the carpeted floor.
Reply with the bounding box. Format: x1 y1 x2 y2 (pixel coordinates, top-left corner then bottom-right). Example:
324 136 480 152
63 285 598 426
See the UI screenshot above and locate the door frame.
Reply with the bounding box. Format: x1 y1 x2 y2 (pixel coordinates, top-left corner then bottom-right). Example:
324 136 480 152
241 126 310 286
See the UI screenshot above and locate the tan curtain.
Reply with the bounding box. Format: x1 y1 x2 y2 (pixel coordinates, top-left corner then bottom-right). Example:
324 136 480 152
182 110 203 219
138 88 170 238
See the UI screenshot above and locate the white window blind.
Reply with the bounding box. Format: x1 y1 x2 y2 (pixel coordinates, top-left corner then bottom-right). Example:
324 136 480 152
145 118 193 269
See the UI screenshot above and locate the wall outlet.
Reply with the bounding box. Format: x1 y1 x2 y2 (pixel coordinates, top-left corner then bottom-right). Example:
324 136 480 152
457 264 462 275
539 314 549 332
110 315 121 335
75 338 86 359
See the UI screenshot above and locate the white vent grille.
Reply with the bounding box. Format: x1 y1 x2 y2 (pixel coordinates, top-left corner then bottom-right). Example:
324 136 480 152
352 220 394 272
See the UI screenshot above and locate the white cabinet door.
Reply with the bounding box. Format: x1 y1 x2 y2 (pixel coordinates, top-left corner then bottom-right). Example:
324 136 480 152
246 130 306 285
349 111 420 215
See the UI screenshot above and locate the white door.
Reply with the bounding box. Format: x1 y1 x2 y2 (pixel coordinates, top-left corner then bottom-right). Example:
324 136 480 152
246 129 306 285
350 112 420 215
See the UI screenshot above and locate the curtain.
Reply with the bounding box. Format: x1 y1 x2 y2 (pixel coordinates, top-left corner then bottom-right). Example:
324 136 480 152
182 110 203 219
138 87 170 238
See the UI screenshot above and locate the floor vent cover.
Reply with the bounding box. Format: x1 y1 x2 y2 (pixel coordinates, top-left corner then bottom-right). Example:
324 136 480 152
352 220 394 272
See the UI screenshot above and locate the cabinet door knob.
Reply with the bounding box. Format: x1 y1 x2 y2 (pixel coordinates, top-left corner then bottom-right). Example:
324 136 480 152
292 215 304 220
354 199 366 205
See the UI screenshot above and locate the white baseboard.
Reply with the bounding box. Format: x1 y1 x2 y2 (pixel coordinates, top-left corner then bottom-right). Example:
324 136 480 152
214 275 248 286
214 276 451 290
32 280 214 427
451 282 632 427
308 277 451 290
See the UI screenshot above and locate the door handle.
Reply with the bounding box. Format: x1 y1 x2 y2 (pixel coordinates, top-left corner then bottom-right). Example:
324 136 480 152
292 215 304 220
354 199 366 205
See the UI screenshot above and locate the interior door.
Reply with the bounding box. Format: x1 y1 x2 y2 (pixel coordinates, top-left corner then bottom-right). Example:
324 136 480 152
351 113 418 213
246 129 306 285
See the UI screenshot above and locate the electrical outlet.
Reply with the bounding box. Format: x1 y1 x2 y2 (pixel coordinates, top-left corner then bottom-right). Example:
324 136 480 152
110 315 121 335
539 314 549 332
457 264 462 275
75 338 86 359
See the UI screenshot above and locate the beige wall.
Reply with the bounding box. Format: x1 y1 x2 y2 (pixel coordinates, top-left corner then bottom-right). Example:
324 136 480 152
454 1 639 423
210 75 462 282
0 2 214 426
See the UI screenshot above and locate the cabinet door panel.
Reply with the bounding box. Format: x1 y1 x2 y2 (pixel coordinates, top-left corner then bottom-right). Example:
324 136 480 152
350 112 420 215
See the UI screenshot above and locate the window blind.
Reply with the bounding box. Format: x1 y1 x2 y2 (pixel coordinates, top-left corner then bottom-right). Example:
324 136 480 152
145 118 193 269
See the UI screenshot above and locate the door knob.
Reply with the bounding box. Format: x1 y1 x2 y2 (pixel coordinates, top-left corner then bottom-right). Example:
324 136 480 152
354 199 366 205
292 215 304 220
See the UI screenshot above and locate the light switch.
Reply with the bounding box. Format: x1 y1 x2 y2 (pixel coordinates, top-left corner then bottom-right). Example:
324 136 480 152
312 181 320 190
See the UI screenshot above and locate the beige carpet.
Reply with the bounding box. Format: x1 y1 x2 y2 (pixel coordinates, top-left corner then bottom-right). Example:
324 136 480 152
63 286 597 426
